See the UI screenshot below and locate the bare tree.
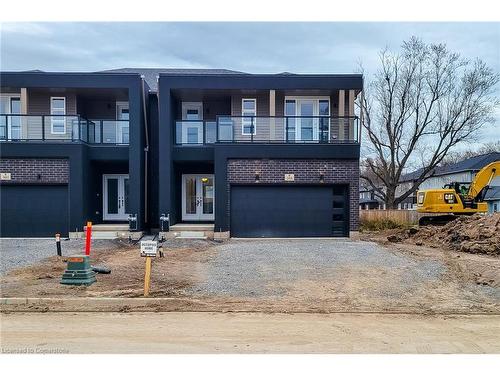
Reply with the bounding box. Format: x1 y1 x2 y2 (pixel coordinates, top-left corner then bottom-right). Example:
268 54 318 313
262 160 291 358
360 37 499 208
440 141 500 165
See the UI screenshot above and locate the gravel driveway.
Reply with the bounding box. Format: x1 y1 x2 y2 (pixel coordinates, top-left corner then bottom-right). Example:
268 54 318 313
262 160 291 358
192 239 444 297
0 238 120 275
187 238 499 312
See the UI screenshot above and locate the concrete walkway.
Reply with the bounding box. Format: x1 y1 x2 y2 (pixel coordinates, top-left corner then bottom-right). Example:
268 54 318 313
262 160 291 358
1 312 499 353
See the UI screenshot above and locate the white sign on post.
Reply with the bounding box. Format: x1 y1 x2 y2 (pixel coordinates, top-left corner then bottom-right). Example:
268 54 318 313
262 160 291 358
140 240 158 257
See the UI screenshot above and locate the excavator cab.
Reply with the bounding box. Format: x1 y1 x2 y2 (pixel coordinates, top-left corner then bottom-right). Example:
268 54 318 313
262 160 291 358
443 182 470 196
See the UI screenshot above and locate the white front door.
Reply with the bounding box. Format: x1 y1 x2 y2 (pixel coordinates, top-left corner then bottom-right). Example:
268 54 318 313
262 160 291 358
103 174 129 220
181 102 203 144
182 174 214 221
116 102 130 144
1 95 21 140
285 97 330 142
296 99 318 142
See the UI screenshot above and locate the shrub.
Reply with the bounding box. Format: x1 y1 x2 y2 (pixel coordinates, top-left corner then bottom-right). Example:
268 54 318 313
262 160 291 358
360 217 409 231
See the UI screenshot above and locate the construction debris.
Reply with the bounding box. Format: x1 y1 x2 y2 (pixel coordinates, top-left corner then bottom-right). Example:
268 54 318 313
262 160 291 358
390 214 500 256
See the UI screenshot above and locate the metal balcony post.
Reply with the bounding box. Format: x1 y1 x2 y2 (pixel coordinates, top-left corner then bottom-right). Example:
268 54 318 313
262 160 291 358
100 120 104 144
86 118 89 143
203 121 206 145
285 117 288 143
251 117 254 143
6 115 10 141
41 116 45 141
216 117 219 142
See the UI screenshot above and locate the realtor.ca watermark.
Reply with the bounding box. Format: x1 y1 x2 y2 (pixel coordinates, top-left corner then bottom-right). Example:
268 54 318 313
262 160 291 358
2 347 70 354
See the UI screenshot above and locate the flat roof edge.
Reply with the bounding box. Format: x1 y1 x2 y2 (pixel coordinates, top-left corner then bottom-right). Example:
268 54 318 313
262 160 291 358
158 72 363 78
0 71 143 78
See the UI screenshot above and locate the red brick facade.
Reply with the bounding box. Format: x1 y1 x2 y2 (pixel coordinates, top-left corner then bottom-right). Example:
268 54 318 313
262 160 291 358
0 158 69 184
227 158 360 231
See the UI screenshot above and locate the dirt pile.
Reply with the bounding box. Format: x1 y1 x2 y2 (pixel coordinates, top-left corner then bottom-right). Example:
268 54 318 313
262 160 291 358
390 214 500 256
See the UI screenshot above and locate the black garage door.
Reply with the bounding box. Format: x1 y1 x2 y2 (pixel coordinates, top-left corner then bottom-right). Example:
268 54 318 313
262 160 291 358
230 185 348 238
0 185 69 237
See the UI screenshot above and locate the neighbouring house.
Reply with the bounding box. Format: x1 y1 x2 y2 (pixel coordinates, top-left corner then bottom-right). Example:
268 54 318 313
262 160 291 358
397 152 500 210
484 186 500 213
359 180 384 210
0 69 363 238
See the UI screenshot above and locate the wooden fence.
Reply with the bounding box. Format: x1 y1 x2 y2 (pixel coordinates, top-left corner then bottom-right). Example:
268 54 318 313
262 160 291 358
359 209 426 225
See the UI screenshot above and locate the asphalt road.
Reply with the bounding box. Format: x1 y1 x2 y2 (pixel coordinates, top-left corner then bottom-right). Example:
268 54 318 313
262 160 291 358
1 312 499 354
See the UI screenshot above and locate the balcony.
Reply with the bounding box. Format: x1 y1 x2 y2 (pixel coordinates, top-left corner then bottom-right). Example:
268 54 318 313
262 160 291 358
0 114 129 145
175 116 359 145
175 120 216 145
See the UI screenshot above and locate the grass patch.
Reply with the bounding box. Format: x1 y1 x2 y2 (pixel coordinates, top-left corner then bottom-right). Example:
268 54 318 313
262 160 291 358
360 218 410 231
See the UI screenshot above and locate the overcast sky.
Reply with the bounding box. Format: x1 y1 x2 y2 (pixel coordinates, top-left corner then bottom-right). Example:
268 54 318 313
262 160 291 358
1 22 499 144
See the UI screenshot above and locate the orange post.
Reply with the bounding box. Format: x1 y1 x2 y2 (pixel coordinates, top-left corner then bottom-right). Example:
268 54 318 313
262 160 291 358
85 221 92 256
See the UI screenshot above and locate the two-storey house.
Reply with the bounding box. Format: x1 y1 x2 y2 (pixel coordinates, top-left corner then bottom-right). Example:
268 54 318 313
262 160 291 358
0 69 363 238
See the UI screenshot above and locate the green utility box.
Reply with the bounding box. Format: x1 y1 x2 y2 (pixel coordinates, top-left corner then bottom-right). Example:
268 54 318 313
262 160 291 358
61 256 96 286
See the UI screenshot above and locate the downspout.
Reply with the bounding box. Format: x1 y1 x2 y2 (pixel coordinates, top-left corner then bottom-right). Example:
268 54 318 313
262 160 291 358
141 76 149 225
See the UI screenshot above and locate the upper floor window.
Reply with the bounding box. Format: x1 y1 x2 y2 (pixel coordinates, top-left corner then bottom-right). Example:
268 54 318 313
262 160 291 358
0 95 21 140
116 102 129 121
284 97 330 142
50 97 66 134
242 98 256 135
182 102 203 121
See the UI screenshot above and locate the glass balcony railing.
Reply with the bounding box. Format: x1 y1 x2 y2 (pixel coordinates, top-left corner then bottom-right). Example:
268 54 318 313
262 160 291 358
89 120 130 144
174 116 360 145
175 120 216 145
0 114 129 145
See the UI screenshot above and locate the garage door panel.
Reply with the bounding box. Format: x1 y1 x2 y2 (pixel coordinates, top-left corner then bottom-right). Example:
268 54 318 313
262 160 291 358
0 185 69 237
230 185 348 238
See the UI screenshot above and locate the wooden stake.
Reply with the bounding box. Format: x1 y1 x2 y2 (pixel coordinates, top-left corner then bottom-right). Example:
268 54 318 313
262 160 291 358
144 257 152 297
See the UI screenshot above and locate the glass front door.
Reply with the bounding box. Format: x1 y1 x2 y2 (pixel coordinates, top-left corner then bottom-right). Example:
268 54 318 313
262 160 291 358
181 102 203 144
297 99 316 141
285 98 330 142
0 95 21 140
103 174 129 220
182 174 214 221
116 102 129 144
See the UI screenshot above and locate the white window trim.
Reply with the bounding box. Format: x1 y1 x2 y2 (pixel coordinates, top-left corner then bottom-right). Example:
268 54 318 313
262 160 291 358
1 94 22 140
181 102 203 121
0 93 21 113
50 96 66 134
116 101 129 120
241 98 257 135
284 96 331 141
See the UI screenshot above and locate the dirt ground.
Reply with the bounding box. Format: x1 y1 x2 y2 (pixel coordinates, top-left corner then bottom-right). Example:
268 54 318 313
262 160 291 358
1 237 499 314
383 213 500 256
2 312 499 353
360 230 500 289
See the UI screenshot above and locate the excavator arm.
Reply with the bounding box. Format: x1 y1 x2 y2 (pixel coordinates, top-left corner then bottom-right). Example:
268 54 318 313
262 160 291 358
468 161 500 201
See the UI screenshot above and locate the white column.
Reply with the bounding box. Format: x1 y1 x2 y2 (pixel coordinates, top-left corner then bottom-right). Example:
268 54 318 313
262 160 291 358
269 90 276 141
338 90 345 140
349 90 355 141
20 88 28 139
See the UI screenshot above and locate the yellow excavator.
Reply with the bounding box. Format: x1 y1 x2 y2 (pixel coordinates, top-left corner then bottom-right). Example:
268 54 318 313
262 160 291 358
416 161 499 225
